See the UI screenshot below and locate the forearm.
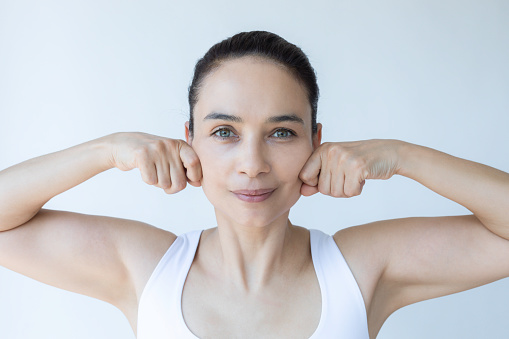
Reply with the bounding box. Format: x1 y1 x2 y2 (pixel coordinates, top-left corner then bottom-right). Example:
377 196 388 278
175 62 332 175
0 135 114 230
397 141 509 238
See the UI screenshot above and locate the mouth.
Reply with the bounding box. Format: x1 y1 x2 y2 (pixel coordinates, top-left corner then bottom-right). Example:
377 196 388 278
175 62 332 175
231 188 276 203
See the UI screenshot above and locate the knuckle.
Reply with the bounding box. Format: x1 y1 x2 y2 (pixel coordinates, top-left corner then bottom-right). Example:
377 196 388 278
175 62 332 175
152 140 166 152
159 180 171 189
187 154 200 167
300 171 313 182
347 185 363 197
321 142 332 149
326 145 341 160
173 179 187 192
171 139 183 152
144 176 156 185
167 138 180 150
318 183 329 195
134 146 149 159
332 188 346 198
343 189 355 198
350 157 364 169
187 173 198 182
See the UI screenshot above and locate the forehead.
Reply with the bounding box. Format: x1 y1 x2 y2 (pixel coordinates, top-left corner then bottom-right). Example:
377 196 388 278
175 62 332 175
194 56 311 123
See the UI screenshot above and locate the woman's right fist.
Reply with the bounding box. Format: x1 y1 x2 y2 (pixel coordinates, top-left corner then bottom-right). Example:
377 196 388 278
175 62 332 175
107 132 202 194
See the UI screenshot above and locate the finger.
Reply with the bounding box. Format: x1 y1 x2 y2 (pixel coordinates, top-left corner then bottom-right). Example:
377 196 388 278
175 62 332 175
180 143 202 184
155 158 171 189
344 173 365 197
166 153 187 194
138 157 158 186
300 183 319 197
317 167 332 196
299 149 322 187
187 177 202 187
330 170 346 198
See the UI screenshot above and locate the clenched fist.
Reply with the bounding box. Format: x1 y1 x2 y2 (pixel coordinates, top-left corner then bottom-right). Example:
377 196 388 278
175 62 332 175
299 139 403 197
108 132 202 194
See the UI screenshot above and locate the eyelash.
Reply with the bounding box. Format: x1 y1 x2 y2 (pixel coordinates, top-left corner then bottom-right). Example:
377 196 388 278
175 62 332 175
211 127 297 141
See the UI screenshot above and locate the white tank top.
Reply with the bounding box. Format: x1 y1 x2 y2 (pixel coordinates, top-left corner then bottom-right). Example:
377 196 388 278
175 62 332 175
137 229 369 338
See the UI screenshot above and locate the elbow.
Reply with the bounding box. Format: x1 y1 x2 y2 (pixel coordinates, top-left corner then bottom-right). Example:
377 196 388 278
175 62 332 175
0 210 40 232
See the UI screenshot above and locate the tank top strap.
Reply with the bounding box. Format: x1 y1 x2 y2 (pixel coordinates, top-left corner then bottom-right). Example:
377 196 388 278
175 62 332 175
137 230 202 339
309 229 369 339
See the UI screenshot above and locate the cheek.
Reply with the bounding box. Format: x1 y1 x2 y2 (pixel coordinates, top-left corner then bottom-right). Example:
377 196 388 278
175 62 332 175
273 148 313 210
278 147 313 182
193 146 228 198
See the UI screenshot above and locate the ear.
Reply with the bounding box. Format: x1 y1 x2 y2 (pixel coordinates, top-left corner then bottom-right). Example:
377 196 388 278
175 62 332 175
312 123 322 149
185 121 192 145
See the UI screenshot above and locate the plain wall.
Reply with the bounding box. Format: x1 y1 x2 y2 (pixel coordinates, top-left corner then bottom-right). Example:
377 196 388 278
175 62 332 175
0 0 508 338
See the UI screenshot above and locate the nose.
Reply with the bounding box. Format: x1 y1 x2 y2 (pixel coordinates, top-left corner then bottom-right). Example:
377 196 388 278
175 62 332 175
236 137 271 178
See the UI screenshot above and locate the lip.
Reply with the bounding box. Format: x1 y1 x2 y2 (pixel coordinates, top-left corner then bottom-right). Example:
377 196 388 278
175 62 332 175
232 188 276 203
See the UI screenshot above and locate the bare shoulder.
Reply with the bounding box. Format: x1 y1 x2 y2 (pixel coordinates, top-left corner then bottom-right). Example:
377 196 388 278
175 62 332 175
113 215 177 300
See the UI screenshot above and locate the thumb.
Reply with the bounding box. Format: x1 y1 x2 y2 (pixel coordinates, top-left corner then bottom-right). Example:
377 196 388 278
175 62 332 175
301 183 319 197
299 148 322 187
187 177 202 187
179 141 202 185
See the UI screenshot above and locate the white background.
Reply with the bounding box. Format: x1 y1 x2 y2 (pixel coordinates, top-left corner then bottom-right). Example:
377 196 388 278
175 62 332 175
1 0 508 338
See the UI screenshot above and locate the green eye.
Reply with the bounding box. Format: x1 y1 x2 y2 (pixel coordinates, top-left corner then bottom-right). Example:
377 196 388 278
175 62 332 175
275 130 289 138
218 129 230 138
213 128 295 140
213 128 235 140
272 129 295 138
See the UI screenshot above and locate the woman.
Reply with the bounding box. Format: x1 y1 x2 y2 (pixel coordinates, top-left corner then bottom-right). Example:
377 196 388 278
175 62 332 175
1 31 508 339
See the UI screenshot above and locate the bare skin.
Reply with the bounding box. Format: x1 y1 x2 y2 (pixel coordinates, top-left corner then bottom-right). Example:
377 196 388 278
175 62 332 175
1 56 509 338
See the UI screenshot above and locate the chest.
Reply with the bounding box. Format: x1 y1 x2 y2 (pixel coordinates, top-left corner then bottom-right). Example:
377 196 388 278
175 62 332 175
181 263 322 339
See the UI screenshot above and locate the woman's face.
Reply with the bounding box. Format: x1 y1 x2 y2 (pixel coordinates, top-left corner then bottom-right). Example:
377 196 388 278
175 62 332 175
186 56 321 228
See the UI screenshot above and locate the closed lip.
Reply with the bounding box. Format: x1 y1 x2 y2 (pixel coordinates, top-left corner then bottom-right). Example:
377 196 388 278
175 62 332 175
231 188 276 196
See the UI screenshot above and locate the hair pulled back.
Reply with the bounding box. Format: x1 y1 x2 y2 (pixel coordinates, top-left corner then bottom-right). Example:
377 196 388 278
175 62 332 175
187 31 319 137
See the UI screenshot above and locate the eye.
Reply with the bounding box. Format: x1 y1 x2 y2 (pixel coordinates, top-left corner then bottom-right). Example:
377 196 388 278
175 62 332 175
211 127 296 141
212 127 237 140
271 128 296 139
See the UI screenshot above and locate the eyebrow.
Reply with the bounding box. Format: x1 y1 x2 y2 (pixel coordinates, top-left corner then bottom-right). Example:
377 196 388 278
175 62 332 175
203 112 304 124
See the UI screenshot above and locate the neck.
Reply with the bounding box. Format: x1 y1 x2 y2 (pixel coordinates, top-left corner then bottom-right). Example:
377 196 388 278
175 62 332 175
210 210 300 292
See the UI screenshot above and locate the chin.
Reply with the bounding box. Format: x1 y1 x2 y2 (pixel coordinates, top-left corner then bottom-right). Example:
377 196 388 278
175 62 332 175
223 211 286 228
217 197 302 229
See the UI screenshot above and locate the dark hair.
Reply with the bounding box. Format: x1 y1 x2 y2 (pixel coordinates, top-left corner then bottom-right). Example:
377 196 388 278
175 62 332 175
187 30 319 137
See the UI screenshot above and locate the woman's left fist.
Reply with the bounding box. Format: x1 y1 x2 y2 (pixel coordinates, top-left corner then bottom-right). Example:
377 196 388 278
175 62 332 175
299 139 403 197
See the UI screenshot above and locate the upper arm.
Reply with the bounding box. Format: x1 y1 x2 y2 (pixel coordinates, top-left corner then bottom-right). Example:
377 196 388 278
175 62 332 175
0 209 176 309
334 215 509 320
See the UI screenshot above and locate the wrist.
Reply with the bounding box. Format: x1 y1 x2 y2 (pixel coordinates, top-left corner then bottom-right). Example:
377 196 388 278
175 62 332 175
87 134 119 171
394 140 422 177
